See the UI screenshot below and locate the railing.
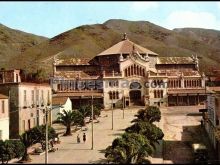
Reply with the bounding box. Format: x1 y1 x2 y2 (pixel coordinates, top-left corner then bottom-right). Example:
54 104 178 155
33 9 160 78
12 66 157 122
103 72 122 78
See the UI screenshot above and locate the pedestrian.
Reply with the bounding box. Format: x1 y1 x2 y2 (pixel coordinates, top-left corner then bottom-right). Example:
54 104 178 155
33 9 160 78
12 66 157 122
83 133 86 143
77 134 80 143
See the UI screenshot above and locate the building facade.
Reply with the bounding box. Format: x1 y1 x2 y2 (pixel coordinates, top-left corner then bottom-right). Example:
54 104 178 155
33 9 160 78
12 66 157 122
0 94 9 140
52 34 207 109
0 70 52 139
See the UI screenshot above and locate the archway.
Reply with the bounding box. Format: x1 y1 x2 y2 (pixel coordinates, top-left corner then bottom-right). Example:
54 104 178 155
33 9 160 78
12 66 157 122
129 90 141 105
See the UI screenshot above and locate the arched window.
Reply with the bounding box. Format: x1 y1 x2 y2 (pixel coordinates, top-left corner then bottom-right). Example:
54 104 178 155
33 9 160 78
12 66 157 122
134 65 136 75
125 69 127 77
109 91 112 99
154 90 157 98
116 91 119 99
161 90 163 98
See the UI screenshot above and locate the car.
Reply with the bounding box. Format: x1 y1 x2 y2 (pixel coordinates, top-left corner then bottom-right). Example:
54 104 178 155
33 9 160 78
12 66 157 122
192 143 208 164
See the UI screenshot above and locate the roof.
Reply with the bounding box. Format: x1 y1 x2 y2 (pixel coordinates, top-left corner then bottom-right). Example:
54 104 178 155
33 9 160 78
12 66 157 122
97 39 158 56
0 93 8 99
157 57 195 64
54 71 99 79
52 97 68 105
55 58 91 65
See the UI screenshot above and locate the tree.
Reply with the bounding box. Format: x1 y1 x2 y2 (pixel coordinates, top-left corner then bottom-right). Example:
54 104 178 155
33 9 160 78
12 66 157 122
105 133 153 164
29 125 57 150
125 121 164 149
78 104 101 120
0 140 25 164
132 106 161 123
20 131 33 162
55 110 84 136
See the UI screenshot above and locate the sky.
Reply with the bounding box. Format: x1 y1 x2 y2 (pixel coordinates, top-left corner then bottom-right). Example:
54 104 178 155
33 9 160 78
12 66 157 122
0 1 220 38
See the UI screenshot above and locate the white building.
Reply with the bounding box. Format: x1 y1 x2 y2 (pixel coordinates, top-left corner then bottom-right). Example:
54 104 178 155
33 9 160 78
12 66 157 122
52 97 72 121
0 93 9 140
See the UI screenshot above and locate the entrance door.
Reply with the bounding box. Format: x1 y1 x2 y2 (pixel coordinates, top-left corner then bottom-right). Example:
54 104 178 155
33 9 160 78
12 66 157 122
129 90 141 105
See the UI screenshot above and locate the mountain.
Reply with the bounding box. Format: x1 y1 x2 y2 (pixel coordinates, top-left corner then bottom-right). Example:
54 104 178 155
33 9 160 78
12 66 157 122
4 19 220 76
0 23 48 69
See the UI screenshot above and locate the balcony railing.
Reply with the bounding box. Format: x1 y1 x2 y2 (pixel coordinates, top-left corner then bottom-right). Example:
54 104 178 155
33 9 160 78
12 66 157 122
103 71 122 78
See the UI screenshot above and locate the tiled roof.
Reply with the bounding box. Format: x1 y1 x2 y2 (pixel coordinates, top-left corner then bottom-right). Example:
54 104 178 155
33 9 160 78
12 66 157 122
52 97 68 105
54 71 99 79
98 39 158 56
157 57 195 64
0 93 8 99
55 58 91 65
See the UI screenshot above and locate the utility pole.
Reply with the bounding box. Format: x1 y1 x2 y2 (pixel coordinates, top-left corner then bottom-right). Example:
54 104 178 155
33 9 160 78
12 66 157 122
122 90 124 119
45 108 48 164
91 93 94 150
112 97 113 130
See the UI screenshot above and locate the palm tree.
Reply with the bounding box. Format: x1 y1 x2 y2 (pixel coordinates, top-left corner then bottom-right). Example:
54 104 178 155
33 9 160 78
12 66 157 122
105 133 153 164
125 121 164 149
19 131 32 162
132 106 161 123
56 110 84 136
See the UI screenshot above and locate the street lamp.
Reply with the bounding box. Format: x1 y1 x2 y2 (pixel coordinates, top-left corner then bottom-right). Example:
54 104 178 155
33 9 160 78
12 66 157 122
122 90 125 119
112 96 114 130
38 102 60 164
38 105 51 164
91 91 94 150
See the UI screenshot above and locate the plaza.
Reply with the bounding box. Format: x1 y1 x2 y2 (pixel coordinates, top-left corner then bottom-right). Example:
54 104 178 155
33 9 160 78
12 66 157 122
21 105 216 164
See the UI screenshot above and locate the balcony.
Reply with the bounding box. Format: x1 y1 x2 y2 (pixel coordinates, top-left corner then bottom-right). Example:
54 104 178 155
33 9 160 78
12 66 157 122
103 71 122 78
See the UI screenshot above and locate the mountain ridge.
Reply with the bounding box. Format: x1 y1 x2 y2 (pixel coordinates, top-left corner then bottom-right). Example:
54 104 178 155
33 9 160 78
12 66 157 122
1 19 220 76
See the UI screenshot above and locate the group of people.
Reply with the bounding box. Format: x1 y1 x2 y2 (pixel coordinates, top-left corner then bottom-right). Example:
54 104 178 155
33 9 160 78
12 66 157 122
77 133 86 143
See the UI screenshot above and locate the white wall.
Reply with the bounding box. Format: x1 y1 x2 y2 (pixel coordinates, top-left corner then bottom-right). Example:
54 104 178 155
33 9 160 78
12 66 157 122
52 98 72 121
0 118 9 140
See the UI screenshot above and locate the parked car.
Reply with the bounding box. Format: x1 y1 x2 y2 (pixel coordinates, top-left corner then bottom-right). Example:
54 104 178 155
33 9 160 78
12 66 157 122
192 143 208 164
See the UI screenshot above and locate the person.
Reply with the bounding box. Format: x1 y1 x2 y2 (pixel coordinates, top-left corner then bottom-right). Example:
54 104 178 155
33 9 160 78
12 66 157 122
77 134 80 143
83 133 86 143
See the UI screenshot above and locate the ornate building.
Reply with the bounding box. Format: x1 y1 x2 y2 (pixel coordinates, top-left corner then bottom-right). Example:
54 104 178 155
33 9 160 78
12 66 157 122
52 34 208 109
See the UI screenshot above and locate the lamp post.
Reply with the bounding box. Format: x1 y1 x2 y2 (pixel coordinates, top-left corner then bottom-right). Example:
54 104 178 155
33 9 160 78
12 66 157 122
122 90 124 119
38 104 55 164
112 97 114 130
91 93 94 150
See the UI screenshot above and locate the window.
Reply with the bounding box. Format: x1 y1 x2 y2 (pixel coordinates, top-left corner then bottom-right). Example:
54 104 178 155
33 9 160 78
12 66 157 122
28 119 31 130
41 90 44 105
22 120 25 132
24 90 27 105
36 90 39 105
109 91 119 100
109 91 113 99
31 90 34 104
2 100 4 113
33 118 36 127
47 90 50 105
